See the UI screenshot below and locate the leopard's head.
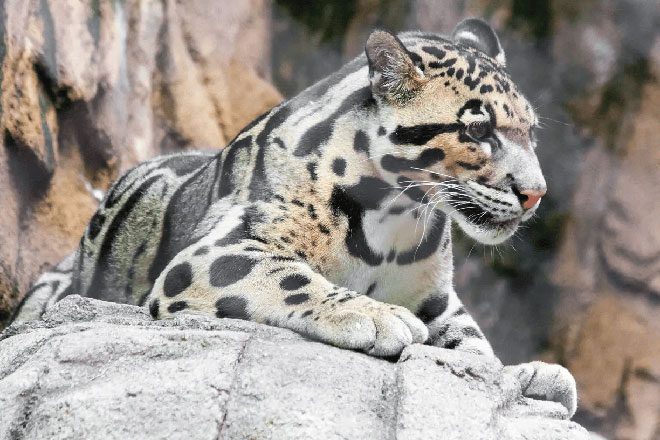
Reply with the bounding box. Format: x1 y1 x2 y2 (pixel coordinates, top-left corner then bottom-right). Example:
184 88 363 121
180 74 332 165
367 19 546 245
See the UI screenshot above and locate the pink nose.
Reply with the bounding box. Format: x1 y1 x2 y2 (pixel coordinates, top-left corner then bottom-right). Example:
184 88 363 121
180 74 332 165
520 189 546 210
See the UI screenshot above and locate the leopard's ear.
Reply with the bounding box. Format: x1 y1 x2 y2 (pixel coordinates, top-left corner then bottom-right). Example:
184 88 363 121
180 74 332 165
452 18 506 67
365 30 425 105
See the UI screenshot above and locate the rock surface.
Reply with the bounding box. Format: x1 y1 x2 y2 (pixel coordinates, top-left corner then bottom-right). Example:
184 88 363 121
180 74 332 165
0 295 589 440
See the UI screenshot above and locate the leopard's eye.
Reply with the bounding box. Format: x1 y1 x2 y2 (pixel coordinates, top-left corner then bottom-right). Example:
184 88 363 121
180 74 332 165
467 121 493 141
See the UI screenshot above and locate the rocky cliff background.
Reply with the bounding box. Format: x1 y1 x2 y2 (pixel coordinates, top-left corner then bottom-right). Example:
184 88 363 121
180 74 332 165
0 1 657 439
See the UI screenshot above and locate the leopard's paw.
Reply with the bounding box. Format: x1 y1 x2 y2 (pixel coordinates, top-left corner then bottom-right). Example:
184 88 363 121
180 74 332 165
504 361 577 418
312 296 428 357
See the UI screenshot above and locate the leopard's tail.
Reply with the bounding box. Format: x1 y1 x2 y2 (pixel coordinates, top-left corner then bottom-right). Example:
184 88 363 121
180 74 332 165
9 252 77 324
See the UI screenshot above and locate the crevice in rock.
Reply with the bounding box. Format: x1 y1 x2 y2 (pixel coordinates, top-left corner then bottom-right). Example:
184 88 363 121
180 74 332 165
216 336 251 439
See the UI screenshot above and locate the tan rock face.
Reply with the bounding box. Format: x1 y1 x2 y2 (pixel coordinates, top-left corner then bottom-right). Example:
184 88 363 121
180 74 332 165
0 0 282 328
551 36 660 440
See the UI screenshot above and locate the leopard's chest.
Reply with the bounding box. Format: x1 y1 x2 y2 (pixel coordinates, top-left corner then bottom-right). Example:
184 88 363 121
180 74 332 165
325 201 453 309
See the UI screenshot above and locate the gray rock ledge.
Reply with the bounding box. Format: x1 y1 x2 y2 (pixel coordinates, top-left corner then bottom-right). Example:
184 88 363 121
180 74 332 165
0 296 589 440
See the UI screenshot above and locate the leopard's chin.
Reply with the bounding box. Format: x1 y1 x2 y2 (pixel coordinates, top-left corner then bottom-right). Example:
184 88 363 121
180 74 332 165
451 211 521 245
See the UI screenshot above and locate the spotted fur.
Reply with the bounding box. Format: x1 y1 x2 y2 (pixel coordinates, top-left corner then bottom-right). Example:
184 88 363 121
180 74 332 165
11 19 575 416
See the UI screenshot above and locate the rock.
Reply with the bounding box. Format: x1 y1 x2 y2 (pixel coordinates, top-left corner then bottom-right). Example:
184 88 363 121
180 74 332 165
0 295 589 440
550 32 660 440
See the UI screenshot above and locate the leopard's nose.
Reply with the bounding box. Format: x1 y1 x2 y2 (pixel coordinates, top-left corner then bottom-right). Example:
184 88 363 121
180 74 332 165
517 189 546 210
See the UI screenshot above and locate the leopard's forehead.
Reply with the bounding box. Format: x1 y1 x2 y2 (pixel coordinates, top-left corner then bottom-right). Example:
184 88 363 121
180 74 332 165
400 33 537 128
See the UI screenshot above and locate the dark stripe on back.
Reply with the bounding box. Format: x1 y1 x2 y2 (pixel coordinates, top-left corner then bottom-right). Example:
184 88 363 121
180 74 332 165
158 154 212 176
218 136 252 199
148 160 219 284
294 86 373 157
86 175 162 298
249 105 292 201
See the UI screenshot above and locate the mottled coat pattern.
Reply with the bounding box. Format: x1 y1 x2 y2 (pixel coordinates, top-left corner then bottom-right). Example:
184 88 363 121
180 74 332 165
12 19 577 417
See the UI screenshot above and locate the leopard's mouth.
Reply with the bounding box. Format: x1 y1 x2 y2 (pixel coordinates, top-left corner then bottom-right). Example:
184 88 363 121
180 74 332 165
395 177 525 244
442 185 523 244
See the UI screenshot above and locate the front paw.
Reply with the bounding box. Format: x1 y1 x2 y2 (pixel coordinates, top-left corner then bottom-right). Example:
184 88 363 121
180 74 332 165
312 296 429 357
504 361 577 418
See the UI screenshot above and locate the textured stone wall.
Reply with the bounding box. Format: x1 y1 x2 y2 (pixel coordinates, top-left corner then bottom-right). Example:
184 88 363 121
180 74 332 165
0 0 282 327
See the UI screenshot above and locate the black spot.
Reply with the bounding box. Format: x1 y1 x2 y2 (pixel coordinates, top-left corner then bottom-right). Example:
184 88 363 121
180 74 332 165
306 162 318 181
422 46 446 59
214 212 264 246
307 204 318 219
444 338 461 350
280 274 311 290
285 293 310 305
194 246 209 256
149 299 160 318
395 177 430 204
366 283 376 296
429 58 456 69
408 50 424 68
416 294 448 323
462 327 482 338
329 179 391 266
167 301 188 313
245 246 264 252
354 130 371 155
332 158 347 176
301 310 313 318
291 199 305 207
318 224 330 235
377 127 386 136
271 255 297 262
389 124 461 146
380 148 445 173
341 176 392 210
216 296 249 320
396 211 446 265
163 263 193 297
209 255 258 287
386 249 396 262
455 68 464 80
457 161 482 171
479 85 494 94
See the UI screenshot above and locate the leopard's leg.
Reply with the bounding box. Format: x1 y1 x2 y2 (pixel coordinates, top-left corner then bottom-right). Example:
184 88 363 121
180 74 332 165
146 233 428 357
415 289 577 417
416 289 495 357
503 361 577 417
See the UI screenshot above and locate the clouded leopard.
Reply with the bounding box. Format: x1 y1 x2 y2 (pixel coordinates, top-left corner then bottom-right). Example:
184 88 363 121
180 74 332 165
11 19 577 417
